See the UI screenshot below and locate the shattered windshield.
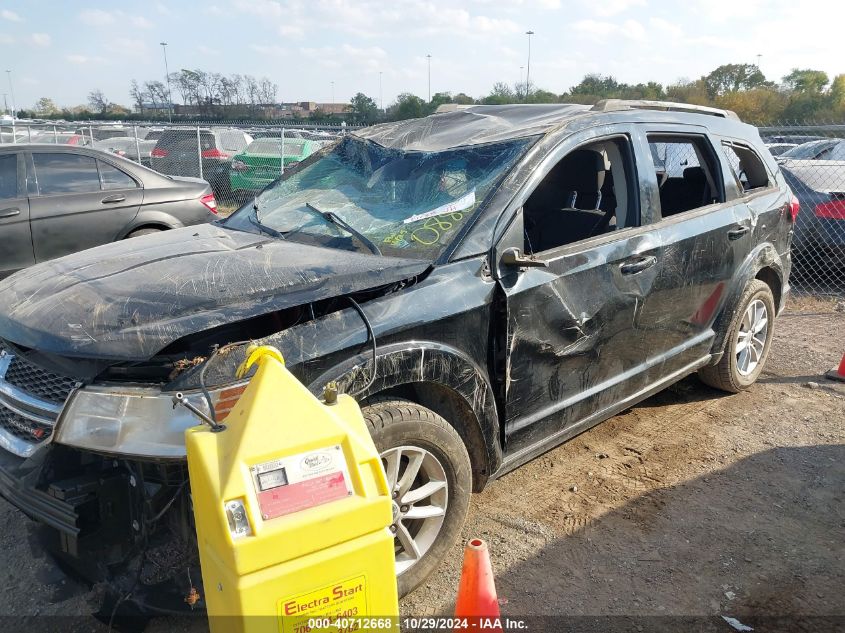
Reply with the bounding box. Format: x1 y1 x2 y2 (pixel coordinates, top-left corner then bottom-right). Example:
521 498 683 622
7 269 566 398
225 136 533 259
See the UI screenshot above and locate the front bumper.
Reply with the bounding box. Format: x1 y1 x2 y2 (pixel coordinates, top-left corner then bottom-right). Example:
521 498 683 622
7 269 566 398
0 445 203 616
0 449 79 536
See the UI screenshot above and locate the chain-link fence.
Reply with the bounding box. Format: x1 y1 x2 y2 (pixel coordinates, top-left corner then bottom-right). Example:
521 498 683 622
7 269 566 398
0 120 353 208
758 123 845 297
2 118 843 296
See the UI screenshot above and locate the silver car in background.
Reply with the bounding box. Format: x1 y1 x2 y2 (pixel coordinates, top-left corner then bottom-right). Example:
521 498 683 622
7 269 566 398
0 144 219 279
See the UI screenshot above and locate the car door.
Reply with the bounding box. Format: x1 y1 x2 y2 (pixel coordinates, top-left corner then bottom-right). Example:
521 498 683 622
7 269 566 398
27 151 144 262
631 126 755 369
494 127 667 458
0 151 34 277
719 138 790 258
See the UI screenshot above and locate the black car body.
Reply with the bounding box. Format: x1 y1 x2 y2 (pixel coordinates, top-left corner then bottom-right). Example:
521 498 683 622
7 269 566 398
0 101 794 617
0 144 218 278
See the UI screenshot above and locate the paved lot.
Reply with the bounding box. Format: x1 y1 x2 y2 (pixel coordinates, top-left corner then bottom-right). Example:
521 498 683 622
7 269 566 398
1 298 843 632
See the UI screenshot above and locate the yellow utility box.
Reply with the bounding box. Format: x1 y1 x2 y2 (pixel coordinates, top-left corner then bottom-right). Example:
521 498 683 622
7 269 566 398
185 346 399 633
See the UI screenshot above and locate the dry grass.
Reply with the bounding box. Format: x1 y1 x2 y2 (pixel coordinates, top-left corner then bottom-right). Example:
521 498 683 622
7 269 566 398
786 294 842 314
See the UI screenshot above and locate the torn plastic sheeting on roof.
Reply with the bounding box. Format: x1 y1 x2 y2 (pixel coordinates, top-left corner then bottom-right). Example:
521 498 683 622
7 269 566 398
352 104 591 152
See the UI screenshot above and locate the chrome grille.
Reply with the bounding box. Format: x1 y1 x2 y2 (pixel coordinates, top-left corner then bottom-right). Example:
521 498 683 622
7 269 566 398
0 343 73 457
2 353 77 404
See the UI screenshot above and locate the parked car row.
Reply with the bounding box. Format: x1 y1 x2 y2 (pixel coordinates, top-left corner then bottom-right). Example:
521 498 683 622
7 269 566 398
230 137 323 200
146 127 336 202
1 125 167 146
148 127 255 202
93 136 160 167
3 126 343 202
3 127 341 197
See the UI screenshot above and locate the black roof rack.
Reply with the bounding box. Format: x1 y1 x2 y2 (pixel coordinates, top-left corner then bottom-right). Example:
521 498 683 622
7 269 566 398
591 99 740 121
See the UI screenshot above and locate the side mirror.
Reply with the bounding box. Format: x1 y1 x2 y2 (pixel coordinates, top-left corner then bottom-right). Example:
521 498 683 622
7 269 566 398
501 247 548 268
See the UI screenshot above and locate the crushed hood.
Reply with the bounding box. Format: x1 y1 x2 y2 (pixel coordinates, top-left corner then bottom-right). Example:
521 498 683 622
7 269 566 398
0 224 429 361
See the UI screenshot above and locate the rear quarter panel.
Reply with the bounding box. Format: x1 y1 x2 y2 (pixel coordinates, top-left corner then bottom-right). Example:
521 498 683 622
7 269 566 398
123 199 213 236
706 135 793 357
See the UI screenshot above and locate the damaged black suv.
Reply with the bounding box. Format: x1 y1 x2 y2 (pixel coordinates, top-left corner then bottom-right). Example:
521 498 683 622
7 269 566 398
0 100 795 616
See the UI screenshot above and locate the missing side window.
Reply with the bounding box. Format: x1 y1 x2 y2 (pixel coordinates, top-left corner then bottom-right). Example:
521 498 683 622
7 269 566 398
721 142 770 193
523 136 637 255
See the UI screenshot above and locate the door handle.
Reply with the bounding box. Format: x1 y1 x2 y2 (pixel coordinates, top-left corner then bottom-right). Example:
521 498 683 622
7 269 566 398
101 195 126 204
727 225 751 240
0 207 20 218
620 255 657 275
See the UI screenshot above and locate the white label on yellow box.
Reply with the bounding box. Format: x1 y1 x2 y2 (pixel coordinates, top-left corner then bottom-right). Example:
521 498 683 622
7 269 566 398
277 575 368 633
251 446 353 521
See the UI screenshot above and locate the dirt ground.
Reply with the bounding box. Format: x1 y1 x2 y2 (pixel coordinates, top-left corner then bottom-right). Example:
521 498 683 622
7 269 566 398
1 297 843 632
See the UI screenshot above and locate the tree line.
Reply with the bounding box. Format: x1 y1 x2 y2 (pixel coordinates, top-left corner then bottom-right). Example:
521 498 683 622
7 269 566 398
129 70 279 115
15 63 845 125
349 64 844 125
20 68 280 121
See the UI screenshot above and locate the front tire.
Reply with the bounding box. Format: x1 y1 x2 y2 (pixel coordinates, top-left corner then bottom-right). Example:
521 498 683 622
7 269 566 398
698 279 776 392
362 398 472 597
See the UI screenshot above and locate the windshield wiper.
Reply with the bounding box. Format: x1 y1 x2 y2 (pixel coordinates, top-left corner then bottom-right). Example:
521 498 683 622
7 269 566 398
247 204 286 240
303 202 381 256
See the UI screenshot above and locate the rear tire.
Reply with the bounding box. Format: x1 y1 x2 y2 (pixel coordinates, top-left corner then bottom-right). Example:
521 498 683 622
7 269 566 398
362 398 471 597
698 279 775 392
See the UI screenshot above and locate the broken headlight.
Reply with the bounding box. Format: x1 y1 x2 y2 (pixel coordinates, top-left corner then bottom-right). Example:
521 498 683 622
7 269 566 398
54 383 247 458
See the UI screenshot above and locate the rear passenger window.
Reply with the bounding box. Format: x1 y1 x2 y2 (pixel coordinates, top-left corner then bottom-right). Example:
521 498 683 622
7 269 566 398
721 142 770 192
647 135 724 218
33 153 101 195
98 161 137 190
0 154 17 199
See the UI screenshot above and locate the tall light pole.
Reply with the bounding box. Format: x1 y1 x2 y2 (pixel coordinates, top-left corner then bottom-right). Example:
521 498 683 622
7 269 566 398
159 42 172 123
379 72 383 111
331 80 335 104
756 53 762 71
5 70 15 119
525 31 534 98
426 54 432 102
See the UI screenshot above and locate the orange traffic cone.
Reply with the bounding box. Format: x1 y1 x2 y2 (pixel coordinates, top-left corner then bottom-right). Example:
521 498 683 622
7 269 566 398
454 539 502 632
826 351 845 383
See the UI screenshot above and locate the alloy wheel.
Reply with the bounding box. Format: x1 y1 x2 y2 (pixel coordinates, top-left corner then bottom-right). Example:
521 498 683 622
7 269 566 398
380 446 449 575
736 298 769 376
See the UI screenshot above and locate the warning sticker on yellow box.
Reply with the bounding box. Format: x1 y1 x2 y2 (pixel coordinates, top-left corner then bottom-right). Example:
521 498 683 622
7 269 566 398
278 575 368 633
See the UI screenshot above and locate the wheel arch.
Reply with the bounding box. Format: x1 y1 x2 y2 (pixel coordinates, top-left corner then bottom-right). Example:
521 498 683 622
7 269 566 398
710 242 785 361
308 341 502 492
120 222 173 239
118 210 183 239
754 265 782 311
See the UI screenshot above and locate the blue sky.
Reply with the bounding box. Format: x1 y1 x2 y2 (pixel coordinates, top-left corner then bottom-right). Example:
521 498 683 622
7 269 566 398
0 0 839 110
